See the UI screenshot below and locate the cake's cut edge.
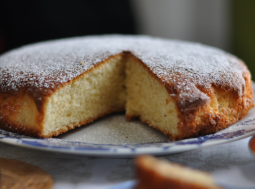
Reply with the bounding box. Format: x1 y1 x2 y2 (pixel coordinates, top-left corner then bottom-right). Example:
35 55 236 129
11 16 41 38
125 53 181 139
41 53 127 137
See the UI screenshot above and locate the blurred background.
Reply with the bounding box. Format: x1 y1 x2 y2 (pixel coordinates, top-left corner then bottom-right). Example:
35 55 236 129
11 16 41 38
0 0 254 78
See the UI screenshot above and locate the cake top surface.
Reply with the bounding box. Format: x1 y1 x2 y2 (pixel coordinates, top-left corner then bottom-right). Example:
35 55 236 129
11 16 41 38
0 35 248 109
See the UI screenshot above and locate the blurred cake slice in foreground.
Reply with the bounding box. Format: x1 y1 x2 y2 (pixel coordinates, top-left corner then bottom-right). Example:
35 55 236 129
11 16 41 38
135 155 221 189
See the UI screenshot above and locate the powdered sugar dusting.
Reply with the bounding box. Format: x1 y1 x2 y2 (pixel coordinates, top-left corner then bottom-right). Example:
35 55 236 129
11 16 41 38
0 35 247 105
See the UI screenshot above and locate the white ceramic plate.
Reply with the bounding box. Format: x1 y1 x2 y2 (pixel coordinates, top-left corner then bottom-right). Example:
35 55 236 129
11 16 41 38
1 87 255 158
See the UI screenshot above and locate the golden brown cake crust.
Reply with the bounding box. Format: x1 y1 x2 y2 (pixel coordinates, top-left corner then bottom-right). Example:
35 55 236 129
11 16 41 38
0 35 254 138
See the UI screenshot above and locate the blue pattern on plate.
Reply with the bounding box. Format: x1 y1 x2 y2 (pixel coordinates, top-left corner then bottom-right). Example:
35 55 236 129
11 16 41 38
1 117 255 157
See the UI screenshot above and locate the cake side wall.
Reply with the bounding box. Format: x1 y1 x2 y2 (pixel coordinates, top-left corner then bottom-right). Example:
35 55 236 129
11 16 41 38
175 63 254 139
0 93 43 137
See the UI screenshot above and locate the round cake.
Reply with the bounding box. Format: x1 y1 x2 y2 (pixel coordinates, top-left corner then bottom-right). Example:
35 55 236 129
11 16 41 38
0 35 253 139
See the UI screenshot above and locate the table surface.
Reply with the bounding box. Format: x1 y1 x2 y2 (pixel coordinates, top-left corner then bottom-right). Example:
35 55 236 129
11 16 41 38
0 136 255 189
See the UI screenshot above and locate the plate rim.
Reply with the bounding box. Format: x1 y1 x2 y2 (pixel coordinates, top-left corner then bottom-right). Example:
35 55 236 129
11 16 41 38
1 119 255 157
